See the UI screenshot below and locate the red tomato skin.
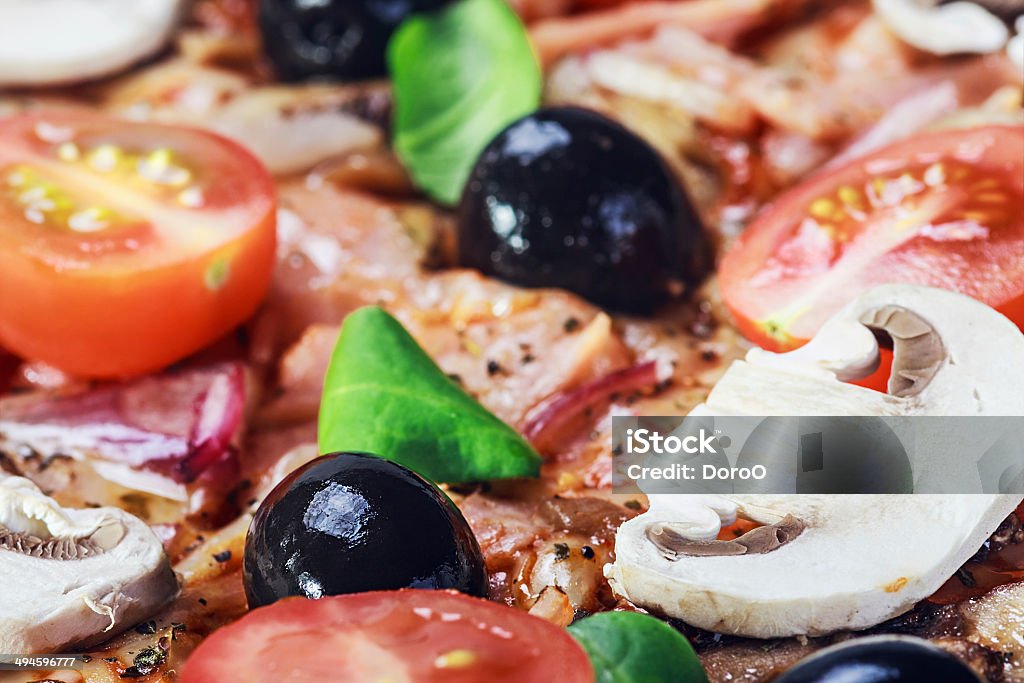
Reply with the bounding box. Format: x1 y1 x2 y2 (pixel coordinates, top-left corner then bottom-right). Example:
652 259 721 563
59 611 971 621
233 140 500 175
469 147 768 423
719 125 1024 353
0 113 277 378
178 590 595 683
850 346 893 393
0 221 275 378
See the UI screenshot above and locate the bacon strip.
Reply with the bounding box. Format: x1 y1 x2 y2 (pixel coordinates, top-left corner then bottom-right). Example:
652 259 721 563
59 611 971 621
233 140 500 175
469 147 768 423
0 362 249 485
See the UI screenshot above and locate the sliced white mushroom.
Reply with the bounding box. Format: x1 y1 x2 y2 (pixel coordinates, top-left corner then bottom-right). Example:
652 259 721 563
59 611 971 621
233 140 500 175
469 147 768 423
1010 17 1024 75
696 284 1024 417
608 284 1024 637
0 1 186 88
872 0 1009 55
0 475 178 653
610 494 1018 637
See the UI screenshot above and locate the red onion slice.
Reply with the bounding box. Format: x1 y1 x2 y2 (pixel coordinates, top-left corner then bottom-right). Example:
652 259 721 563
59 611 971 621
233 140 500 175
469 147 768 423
0 362 249 486
523 361 659 450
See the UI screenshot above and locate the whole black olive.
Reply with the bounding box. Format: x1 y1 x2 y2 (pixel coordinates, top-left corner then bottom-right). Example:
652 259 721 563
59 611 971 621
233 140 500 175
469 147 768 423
457 106 710 314
259 0 451 82
775 636 984 683
243 452 488 608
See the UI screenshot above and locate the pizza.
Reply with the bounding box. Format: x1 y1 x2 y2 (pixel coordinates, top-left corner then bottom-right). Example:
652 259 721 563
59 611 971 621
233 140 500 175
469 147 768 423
0 0 1022 681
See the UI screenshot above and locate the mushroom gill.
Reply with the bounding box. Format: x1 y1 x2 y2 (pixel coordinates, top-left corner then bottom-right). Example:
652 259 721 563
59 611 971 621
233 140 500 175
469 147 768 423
647 514 806 558
858 305 945 398
0 518 123 560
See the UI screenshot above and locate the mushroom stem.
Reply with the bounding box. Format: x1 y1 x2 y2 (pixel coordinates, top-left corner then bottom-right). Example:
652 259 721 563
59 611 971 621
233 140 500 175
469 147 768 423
609 285 1024 638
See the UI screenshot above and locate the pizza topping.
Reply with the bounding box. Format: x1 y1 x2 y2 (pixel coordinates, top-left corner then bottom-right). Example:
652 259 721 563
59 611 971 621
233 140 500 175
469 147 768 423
774 636 985 683
719 126 1024 351
968 0 1024 20
390 0 542 204
243 453 488 608
607 285 1024 638
960 582 1024 664
873 0 1009 55
457 107 710 314
1011 17 1024 70
610 493 1020 638
0 476 125 559
318 306 541 483
179 590 595 683
699 284 1024 416
0 362 249 502
0 111 277 378
523 360 660 452
259 0 453 83
0 1 185 87
103 61 390 176
567 610 709 683
0 475 178 654
0 527 109 560
647 513 805 558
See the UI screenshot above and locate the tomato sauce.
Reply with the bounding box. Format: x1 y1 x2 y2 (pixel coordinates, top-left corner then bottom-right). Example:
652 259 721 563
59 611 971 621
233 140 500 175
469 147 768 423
929 503 1024 605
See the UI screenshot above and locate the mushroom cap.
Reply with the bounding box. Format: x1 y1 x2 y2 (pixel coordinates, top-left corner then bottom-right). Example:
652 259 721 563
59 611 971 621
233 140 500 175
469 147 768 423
607 494 1020 638
0 476 178 653
739 284 1024 416
0 0 184 87
609 285 1024 637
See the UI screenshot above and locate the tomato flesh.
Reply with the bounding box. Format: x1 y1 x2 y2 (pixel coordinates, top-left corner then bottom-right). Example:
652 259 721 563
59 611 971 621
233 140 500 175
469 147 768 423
179 590 594 683
720 126 1024 351
0 111 276 378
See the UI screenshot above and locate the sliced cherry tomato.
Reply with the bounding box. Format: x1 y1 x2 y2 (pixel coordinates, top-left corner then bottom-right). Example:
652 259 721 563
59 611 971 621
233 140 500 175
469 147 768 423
179 590 594 683
850 345 894 393
720 126 1024 352
0 111 276 378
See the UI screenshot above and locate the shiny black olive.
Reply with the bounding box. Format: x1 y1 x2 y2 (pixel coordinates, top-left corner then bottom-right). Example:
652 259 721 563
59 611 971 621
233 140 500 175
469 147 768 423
775 636 984 683
243 452 488 608
457 106 710 314
259 0 451 82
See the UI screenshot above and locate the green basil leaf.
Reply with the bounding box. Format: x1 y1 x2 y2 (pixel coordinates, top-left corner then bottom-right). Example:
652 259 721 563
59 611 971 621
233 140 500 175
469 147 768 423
318 306 541 483
388 0 541 205
568 612 709 683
